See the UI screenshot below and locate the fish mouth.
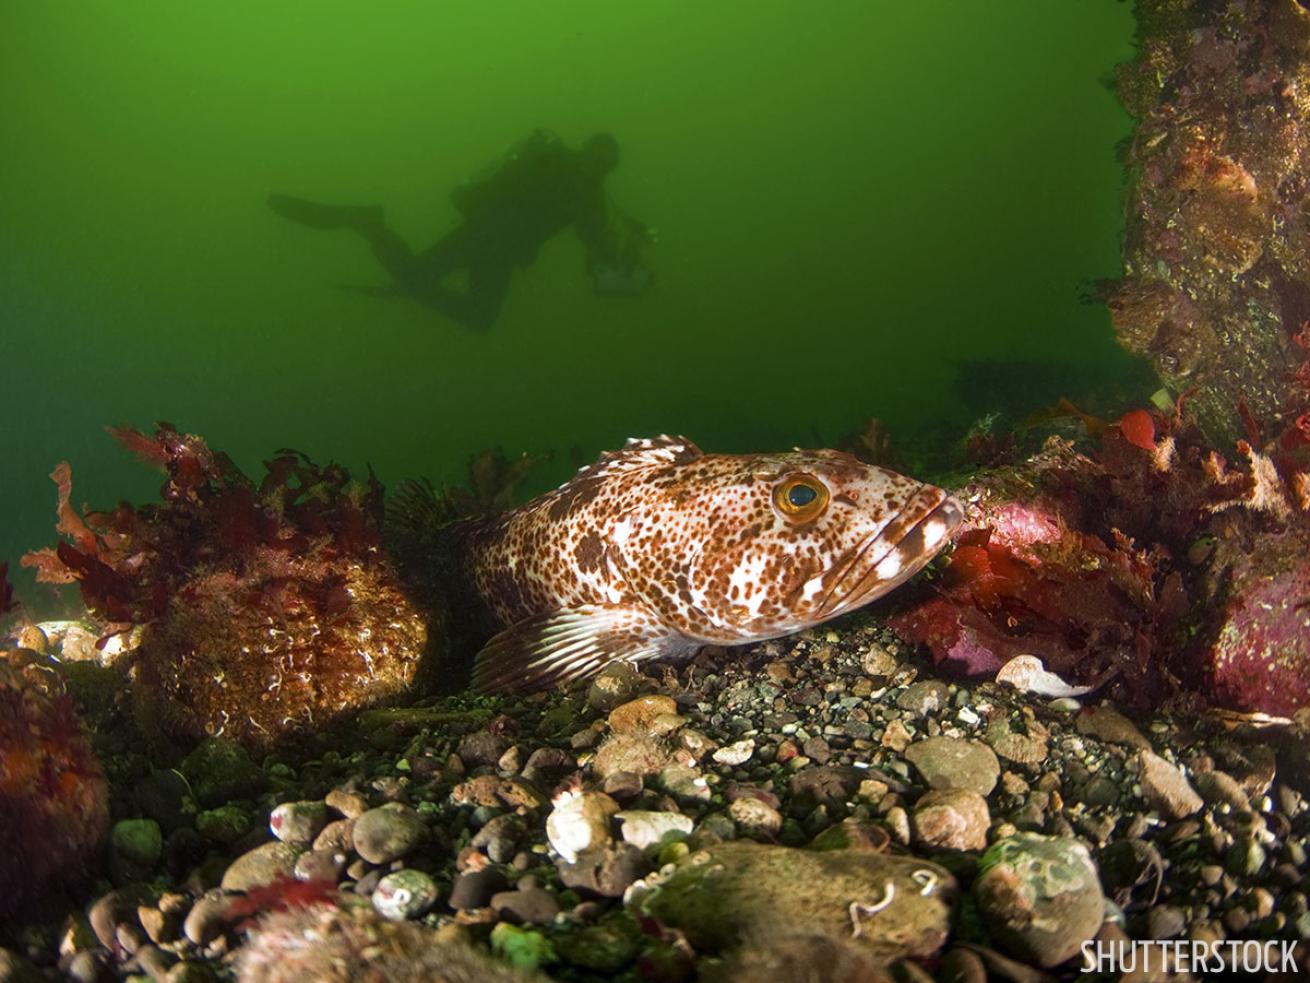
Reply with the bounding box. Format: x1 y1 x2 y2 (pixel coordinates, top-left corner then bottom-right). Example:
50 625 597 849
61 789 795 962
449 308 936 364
816 492 963 619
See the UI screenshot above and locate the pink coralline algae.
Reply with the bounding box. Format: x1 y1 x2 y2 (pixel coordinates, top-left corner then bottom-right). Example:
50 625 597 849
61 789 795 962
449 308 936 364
891 405 1310 716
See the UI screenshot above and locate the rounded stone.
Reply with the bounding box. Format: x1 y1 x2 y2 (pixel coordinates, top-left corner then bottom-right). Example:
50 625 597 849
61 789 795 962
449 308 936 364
905 738 1000 797
912 789 990 852
614 810 693 850
973 833 1105 968
111 818 163 869
269 800 330 846
371 869 438 921
220 841 303 892
608 695 679 735
729 796 783 840
351 804 428 864
1136 751 1202 819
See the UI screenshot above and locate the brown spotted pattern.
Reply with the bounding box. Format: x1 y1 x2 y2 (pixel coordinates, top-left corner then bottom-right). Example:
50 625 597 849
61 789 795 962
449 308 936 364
460 436 963 659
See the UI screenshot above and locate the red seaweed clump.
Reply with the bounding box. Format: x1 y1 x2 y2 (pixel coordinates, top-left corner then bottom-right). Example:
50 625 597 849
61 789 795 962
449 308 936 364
22 424 429 752
891 406 1310 715
0 648 109 919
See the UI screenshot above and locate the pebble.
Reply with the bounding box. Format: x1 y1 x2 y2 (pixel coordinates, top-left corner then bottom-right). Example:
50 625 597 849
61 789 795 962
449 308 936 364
1147 904 1186 939
457 730 509 767
886 806 912 846
881 719 913 752
182 891 234 946
220 841 303 892
556 843 647 898
659 765 711 804
110 818 163 876
588 662 646 710
324 789 369 819
601 770 644 800
614 810 693 849
312 817 355 853
491 884 562 925
592 733 671 778
1136 751 1203 819
729 796 783 839
1193 770 1250 811
897 680 950 716
713 738 755 766
472 813 527 863
973 833 1105 968
608 695 679 734
905 738 1000 796
351 804 428 864
912 789 990 852
861 644 898 676
371 869 438 921
546 790 619 863
1074 706 1152 750
449 868 510 910
269 800 329 845
520 747 576 785
293 848 348 882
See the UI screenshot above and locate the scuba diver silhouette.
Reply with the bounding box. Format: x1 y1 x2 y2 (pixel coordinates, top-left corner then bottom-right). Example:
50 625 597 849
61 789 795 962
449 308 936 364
268 131 655 331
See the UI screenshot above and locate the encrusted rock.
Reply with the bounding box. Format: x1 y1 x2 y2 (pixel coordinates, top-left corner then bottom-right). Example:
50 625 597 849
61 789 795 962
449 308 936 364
371 869 438 922
973 833 1105 968
636 842 955 961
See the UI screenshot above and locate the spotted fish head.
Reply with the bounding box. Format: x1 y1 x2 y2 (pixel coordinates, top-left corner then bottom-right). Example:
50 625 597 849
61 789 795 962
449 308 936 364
678 448 962 640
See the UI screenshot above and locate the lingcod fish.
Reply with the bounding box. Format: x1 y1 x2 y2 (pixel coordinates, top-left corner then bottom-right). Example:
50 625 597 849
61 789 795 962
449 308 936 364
462 436 962 693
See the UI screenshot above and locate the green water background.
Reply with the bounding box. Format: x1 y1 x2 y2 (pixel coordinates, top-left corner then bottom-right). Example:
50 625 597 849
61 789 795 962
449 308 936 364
1 2 1142 612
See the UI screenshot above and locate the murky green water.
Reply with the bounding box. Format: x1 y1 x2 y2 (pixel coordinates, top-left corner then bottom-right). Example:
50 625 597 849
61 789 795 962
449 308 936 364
2 1 1144 607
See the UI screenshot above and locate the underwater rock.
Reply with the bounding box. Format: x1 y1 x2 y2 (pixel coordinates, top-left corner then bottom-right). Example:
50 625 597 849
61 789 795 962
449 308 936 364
633 842 955 962
236 899 545 983
1200 526 1310 716
973 833 1105 968
1110 0 1310 448
0 650 109 920
23 426 431 753
891 419 1310 713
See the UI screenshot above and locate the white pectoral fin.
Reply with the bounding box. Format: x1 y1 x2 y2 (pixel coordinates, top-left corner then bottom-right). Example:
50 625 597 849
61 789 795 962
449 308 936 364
471 604 689 694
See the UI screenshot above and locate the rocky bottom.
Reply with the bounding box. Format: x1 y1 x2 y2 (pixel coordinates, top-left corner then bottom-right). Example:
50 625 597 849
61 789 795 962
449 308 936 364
3 616 1310 982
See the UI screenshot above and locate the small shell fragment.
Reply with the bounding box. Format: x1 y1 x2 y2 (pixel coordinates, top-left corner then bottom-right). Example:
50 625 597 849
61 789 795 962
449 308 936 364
995 655 1095 700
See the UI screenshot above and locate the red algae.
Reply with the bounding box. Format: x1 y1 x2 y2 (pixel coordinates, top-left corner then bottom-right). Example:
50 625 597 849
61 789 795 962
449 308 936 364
1117 410 1156 452
0 650 109 919
891 406 1310 715
23 425 431 752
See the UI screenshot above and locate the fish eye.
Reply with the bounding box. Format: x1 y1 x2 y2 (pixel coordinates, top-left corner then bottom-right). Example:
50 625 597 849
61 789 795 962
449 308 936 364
773 474 829 520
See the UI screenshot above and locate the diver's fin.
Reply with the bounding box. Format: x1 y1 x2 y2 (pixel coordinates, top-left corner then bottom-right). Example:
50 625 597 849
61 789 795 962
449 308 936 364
471 604 690 694
267 194 383 232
